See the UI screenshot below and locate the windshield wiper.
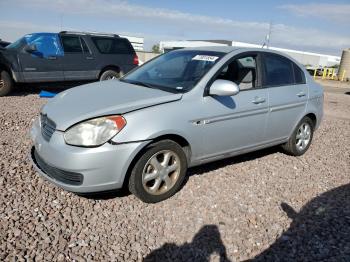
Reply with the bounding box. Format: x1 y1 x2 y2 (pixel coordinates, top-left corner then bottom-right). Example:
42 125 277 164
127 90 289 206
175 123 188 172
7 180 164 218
120 79 182 94
121 79 164 90
127 80 156 88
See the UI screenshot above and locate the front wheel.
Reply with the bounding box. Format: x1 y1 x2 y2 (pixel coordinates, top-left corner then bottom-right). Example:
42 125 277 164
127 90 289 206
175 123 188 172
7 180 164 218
282 116 314 156
0 71 14 96
128 140 188 203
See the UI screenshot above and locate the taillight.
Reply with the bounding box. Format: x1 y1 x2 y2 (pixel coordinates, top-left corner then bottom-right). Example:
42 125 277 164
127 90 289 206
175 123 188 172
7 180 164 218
133 54 139 65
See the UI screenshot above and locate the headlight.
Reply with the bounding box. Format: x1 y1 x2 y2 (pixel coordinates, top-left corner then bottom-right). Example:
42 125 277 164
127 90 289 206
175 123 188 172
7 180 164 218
64 115 126 147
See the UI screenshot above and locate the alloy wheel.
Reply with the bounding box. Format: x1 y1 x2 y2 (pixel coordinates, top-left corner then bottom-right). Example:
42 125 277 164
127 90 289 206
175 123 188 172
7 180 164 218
142 150 181 195
296 122 311 151
106 75 118 80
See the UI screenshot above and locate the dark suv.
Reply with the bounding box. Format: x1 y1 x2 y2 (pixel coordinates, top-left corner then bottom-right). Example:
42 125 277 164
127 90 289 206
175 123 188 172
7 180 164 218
0 39 10 48
0 31 139 96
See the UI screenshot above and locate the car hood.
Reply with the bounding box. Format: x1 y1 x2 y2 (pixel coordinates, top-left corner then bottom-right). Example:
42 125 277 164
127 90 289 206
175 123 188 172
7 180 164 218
42 80 182 130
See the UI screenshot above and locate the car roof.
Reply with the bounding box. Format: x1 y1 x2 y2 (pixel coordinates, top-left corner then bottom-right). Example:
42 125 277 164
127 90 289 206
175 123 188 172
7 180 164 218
181 46 240 53
59 31 120 38
180 46 301 65
181 46 289 56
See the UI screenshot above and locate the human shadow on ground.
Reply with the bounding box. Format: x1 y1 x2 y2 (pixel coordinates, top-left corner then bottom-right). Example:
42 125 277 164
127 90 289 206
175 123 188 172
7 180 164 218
249 183 350 261
143 183 350 261
144 224 231 262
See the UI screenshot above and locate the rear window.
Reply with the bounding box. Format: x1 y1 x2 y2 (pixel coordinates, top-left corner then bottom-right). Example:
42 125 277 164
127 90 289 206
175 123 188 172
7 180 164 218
91 37 133 54
61 36 82 53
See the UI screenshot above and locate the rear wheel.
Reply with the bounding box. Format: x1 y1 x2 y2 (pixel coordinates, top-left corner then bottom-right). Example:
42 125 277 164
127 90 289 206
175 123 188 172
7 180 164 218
0 71 14 96
128 140 188 203
99 70 122 81
282 116 314 156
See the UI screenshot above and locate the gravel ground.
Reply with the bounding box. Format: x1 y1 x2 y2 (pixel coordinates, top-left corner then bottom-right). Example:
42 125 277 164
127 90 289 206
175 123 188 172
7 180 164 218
0 83 350 261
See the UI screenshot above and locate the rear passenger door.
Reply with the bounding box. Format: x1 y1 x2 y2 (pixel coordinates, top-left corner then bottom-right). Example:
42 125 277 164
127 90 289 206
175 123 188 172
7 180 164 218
59 35 98 80
263 53 308 142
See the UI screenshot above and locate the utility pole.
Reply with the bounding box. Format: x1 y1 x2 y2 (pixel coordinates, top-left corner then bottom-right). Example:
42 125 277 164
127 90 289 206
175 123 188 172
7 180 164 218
60 14 63 31
266 21 272 49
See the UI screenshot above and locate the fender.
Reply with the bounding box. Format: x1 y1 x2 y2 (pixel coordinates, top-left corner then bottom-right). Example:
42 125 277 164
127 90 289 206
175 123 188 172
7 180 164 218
287 111 319 140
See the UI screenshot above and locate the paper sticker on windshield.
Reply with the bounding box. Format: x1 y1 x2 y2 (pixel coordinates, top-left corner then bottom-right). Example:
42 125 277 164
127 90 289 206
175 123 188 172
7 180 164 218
192 55 219 62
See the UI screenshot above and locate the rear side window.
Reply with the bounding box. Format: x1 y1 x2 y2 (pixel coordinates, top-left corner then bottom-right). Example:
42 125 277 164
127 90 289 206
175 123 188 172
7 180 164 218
293 63 306 84
92 37 133 54
61 36 82 53
263 54 294 86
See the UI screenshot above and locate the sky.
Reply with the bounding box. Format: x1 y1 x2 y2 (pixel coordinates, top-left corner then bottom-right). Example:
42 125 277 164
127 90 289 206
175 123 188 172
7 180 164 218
0 0 349 56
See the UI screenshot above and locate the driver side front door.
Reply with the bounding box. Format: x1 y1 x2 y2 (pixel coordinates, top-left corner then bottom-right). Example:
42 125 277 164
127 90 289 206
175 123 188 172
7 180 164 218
195 53 269 162
18 34 64 82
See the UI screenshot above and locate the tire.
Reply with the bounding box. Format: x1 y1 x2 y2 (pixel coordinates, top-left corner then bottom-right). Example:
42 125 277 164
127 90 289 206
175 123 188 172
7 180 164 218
99 70 122 81
128 140 188 203
282 116 314 156
0 71 14 96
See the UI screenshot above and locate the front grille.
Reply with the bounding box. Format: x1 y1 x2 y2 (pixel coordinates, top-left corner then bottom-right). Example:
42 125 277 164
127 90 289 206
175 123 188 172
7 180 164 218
41 114 56 141
32 148 83 186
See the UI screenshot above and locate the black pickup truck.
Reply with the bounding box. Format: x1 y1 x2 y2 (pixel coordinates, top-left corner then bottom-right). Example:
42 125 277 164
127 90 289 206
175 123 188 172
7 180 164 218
0 31 139 96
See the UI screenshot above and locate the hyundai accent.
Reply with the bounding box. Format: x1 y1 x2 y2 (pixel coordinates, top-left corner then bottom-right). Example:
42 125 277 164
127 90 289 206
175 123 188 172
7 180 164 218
30 47 324 203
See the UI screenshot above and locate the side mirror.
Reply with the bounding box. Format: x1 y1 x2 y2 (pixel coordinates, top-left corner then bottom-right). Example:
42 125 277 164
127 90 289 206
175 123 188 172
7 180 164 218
209 79 240 96
24 44 37 53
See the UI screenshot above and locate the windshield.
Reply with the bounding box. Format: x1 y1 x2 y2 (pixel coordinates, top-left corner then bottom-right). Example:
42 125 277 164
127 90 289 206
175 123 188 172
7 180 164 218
121 50 224 93
6 37 24 49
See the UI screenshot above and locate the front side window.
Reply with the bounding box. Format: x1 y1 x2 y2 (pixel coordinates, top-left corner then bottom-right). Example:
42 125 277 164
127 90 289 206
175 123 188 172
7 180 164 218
61 36 83 53
263 54 294 86
21 33 63 58
215 55 257 90
8 33 64 57
121 50 224 93
92 37 132 54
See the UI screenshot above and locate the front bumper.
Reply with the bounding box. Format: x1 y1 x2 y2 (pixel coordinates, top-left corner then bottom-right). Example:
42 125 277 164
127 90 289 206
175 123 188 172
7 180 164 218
29 118 149 193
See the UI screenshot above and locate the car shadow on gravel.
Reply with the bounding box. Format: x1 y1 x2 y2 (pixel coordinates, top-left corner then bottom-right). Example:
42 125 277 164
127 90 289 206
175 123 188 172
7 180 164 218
77 188 131 200
249 183 350 261
187 146 282 177
82 146 282 201
143 224 231 262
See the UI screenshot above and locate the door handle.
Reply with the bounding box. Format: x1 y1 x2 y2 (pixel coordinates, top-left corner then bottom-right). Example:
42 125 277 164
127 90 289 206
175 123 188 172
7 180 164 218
252 97 266 104
86 57 94 60
297 92 306 97
47 56 57 60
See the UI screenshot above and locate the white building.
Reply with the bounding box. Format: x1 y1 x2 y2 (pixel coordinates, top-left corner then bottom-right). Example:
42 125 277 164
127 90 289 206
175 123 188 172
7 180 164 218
121 35 144 51
159 40 341 68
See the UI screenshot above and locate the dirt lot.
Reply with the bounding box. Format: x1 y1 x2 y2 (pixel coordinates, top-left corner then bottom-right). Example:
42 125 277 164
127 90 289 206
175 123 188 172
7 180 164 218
1 81 350 261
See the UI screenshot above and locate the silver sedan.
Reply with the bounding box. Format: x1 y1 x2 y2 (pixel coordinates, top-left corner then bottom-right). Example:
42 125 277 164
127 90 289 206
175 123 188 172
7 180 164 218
30 47 323 203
